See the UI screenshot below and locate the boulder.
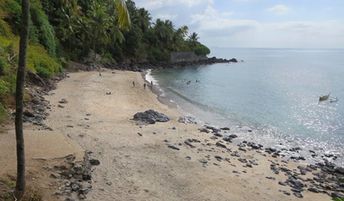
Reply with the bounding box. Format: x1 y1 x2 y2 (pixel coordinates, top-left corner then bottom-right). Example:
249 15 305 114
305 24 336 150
133 110 170 124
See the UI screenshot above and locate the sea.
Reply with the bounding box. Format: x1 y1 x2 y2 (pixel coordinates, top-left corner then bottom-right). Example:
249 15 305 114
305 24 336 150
147 48 344 167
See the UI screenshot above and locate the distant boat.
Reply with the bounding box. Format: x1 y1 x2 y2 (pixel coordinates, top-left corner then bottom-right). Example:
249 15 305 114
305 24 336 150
319 93 330 102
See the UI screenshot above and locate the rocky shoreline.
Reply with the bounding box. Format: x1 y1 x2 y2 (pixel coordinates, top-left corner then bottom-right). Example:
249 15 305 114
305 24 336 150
132 109 344 199
194 123 344 199
112 57 239 72
67 56 239 72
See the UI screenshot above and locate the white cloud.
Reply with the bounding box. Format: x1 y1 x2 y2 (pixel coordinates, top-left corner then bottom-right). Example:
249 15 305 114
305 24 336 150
155 13 178 20
267 4 290 15
135 0 212 10
134 0 344 48
190 5 344 48
191 5 258 32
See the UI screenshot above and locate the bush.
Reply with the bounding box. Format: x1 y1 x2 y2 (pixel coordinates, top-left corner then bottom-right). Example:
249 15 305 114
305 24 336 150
0 80 10 97
0 57 6 75
0 0 21 34
194 43 210 56
27 44 61 78
0 19 13 37
35 65 51 78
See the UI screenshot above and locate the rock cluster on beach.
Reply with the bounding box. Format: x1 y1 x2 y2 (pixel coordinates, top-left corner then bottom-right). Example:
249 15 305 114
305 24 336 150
52 152 99 201
13 72 67 130
191 124 344 199
133 110 170 124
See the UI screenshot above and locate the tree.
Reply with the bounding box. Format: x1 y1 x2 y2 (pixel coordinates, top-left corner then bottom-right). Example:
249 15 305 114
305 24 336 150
189 32 199 48
114 0 131 30
14 0 30 199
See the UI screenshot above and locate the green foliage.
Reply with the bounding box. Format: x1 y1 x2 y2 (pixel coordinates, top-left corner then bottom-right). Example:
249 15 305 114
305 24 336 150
333 198 344 201
0 102 7 123
194 43 210 56
0 56 7 75
37 0 209 62
30 0 56 55
0 19 12 37
0 79 10 96
27 45 61 78
0 178 43 201
0 0 21 34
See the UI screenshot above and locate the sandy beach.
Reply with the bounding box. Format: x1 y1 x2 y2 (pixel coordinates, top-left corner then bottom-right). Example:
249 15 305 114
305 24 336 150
0 70 333 201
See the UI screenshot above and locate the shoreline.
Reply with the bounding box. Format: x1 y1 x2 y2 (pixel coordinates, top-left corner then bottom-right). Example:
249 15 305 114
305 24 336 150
143 68 343 168
0 69 342 200
142 69 179 110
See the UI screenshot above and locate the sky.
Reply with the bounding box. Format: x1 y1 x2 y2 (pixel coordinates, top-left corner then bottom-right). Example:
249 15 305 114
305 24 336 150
134 0 344 48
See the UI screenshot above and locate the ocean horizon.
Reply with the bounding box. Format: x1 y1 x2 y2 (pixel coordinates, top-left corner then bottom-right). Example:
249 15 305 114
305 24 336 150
148 47 344 167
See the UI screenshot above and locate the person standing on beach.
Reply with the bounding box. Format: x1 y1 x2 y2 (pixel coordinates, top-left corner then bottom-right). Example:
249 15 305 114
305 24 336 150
132 81 135 87
144 83 146 89
98 66 102 76
150 81 153 89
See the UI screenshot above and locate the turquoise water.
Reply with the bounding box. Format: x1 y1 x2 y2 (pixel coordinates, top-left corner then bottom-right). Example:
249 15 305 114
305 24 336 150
150 48 344 166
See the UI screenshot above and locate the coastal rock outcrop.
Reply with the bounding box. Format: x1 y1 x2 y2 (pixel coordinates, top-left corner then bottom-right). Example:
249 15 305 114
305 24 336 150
133 110 170 124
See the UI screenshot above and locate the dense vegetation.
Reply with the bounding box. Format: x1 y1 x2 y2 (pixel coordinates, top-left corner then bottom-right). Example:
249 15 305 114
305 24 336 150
0 0 210 123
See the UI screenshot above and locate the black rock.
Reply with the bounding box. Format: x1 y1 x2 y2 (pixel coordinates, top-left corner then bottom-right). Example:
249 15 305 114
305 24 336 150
167 144 180 150
89 159 100 166
214 156 223 161
59 98 68 104
199 128 210 133
278 181 287 186
178 116 197 124
133 110 170 124
222 137 232 142
228 58 238 63
215 142 227 149
308 187 320 193
289 147 302 152
205 125 221 133
228 134 238 139
247 142 263 149
331 192 344 199
265 147 277 154
335 167 344 175
293 192 303 198
184 140 196 148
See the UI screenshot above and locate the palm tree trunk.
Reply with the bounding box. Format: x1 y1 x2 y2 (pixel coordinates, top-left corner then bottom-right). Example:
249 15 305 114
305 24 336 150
15 0 30 199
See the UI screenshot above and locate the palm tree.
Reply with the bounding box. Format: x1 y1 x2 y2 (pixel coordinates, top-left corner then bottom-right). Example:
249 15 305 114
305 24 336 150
137 8 151 32
114 0 131 30
14 0 30 199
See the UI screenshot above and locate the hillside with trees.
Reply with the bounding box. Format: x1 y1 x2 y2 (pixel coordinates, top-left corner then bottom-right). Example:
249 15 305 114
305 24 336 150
0 0 210 123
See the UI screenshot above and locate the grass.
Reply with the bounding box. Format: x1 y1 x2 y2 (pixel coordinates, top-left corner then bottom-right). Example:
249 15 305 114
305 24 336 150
0 177 43 201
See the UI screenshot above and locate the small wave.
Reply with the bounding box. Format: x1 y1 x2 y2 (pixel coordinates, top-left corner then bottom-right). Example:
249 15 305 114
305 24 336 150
145 69 158 85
